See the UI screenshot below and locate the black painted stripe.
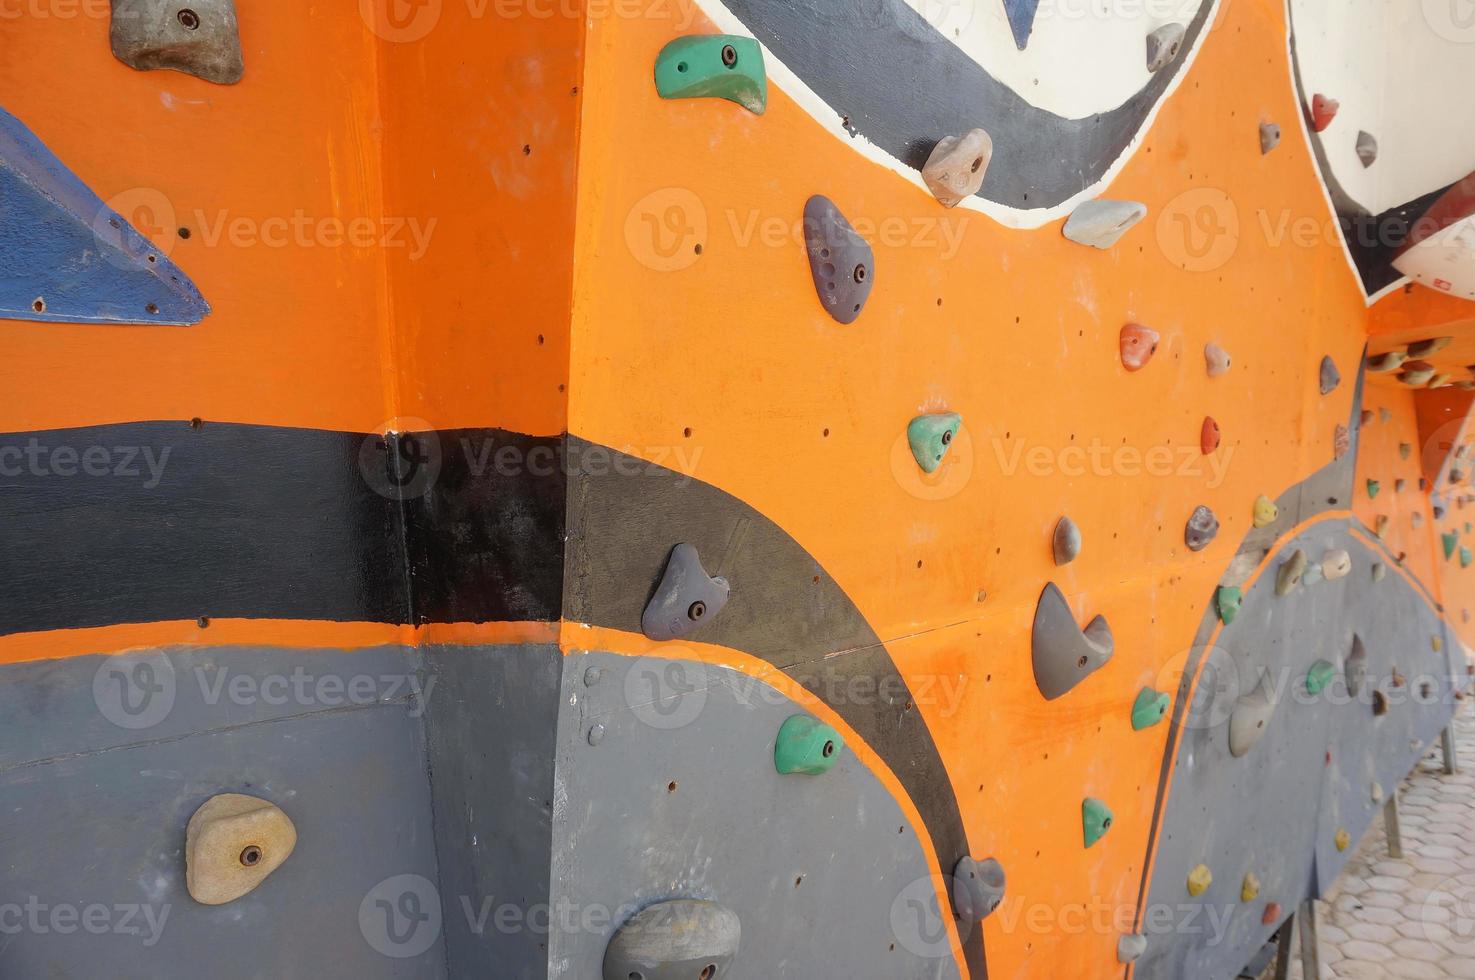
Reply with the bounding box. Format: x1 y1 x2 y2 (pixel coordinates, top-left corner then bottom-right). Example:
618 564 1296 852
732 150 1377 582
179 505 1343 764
722 0 1214 210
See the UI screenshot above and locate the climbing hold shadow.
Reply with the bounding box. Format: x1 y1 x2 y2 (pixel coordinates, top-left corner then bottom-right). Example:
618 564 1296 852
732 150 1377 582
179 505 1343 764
0 107 210 325
1118 934 1148 964
185 793 297 905
1216 586 1242 624
110 0 244 85
1063 200 1147 249
1031 582 1113 701
1187 864 1213 897
1304 660 1336 697
1253 495 1279 528
1368 352 1406 373
1184 506 1219 552
1205 342 1232 377
907 412 962 474
1120 323 1160 371
1276 549 1307 596
1409 337 1452 357
1228 681 1275 758
641 543 730 642
1131 687 1170 730
603 900 741 980
1259 123 1281 155
1309 94 1340 132
922 129 993 208
1356 131 1378 167
1053 516 1082 566
803 196 874 324
1345 636 1368 697
1320 356 1341 395
1241 872 1261 903
952 856 1006 922
654 35 767 114
1082 798 1113 847
1201 417 1221 455
1145 23 1186 72
773 714 843 775
1002 0 1041 50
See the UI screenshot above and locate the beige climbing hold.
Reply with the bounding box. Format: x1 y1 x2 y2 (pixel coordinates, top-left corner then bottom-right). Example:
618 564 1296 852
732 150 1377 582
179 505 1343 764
1334 828 1351 852
1374 515 1389 538
1372 562 1386 582
1433 635 1443 653
1120 323 1160 371
1322 550 1351 580
1366 352 1406 373
1252 495 1278 528
1187 864 1213 897
1241 872 1261 903
1205 343 1231 378
1395 479 1407 492
1408 337 1452 357
1063 200 1148 249
1432 373 1452 389
1401 362 1436 386
186 793 297 905
1371 782 1384 804
922 129 993 208
1276 549 1307 595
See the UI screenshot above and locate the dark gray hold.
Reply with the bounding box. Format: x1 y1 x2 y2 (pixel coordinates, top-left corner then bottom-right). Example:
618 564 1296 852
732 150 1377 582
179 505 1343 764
110 0 245 85
1053 516 1082 566
641 543 730 642
1185 505 1219 552
803 195 875 325
1356 130 1378 168
1228 681 1275 757
1032 582 1114 701
1345 635 1368 697
602 900 741 980
952 856 1006 922
1260 123 1281 155
1146 23 1186 72
1319 356 1341 395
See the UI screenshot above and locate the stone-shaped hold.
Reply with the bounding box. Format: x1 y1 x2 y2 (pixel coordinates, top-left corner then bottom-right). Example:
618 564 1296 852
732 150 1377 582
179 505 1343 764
1063 199 1147 250
1131 687 1170 730
1145 23 1186 72
1334 424 1350 460
1118 934 1148 964
1367 479 1381 499
922 129 993 208
110 0 244 85
1187 864 1213 897
1259 123 1281 155
1216 586 1243 624
1253 495 1279 528
185 793 297 905
1443 532 1460 561
803 196 874 324
952 856 1006 922
1374 515 1389 538
1201 417 1221 454
1310 94 1339 132
603 900 741 980
1334 828 1351 852
1408 337 1452 357
907 412 962 474
1205 342 1232 377
1305 660 1336 696
1319 356 1341 395
1229 682 1275 758
1401 364 1436 386
654 35 767 114
1367 351 1407 373
1241 872 1261 903
773 714 843 775
1399 442 1413 460
1276 549 1307 596
1184 505 1219 552
1372 562 1386 582
1355 130 1378 167
1053 516 1082 566
1345 636 1368 696
1392 668 1406 689
1120 323 1161 371
1371 782 1384 804
1031 582 1114 701
1360 409 1374 427
1082 798 1113 848
1302 561 1324 586
1395 479 1407 493
1373 689 1389 715
1002 0 1041 50
1322 549 1351 580
1263 903 1283 925
641 543 730 642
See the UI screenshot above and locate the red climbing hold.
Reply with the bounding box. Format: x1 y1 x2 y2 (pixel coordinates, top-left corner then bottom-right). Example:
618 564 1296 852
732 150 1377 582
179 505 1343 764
1120 324 1160 372
1201 417 1221 455
1262 903 1282 925
1310 94 1339 132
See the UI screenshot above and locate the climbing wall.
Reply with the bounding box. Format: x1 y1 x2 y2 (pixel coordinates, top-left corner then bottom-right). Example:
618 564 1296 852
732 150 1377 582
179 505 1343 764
1 1 1473 979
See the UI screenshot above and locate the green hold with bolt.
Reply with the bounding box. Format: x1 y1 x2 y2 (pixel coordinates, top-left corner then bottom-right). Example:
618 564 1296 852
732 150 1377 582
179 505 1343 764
907 413 963 474
654 35 768 115
1082 798 1113 848
774 714 844 775
1366 479 1380 499
1131 687 1171 730
1215 586 1242 625
1444 531 1460 561
1305 660 1337 696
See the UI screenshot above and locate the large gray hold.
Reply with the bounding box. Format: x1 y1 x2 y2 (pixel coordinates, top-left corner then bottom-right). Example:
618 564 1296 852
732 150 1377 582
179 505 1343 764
803 195 875 325
1184 505 1219 552
952 856 1006 922
603 900 741 980
1319 355 1341 395
1228 681 1276 757
1063 200 1148 249
110 0 244 85
1146 23 1186 72
1032 582 1114 701
641 543 730 642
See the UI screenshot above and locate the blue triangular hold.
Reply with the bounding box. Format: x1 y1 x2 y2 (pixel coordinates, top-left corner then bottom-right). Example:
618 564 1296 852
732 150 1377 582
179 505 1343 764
0 106 209 326
1002 0 1040 50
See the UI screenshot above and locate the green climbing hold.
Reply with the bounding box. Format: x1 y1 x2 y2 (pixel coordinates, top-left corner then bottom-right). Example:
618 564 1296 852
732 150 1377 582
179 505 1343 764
907 413 962 474
1131 688 1171 730
1463 547 1473 569
774 714 843 775
1305 660 1337 696
1444 532 1460 561
1082 798 1113 848
1367 479 1381 499
654 35 768 115
1216 586 1243 624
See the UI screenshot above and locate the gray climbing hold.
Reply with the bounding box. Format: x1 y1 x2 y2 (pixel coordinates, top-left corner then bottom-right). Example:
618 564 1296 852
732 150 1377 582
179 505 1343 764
1302 561 1324 586
952 856 1006 922
641 543 730 642
110 0 244 85
1146 23 1186 72
1356 130 1378 167
1118 933 1148 964
1260 123 1281 155
1053 516 1082 566
1345 635 1368 696
1031 582 1114 701
1229 681 1275 758
922 129 993 208
1063 200 1147 250
1205 342 1232 377
1276 549 1307 595
1372 562 1386 582
1319 356 1341 395
803 195 874 325
603 900 741 980
1184 505 1219 552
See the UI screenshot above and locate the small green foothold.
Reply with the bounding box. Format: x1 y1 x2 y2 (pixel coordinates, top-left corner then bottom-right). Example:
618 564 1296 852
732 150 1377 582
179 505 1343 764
1443 532 1460 561
907 413 963 474
654 35 768 114
1366 479 1381 499
1462 547 1473 569
1305 660 1336 696
1082 798 1113 848
774 714 843 775
1215 586 1242 624
1131 688 1171 730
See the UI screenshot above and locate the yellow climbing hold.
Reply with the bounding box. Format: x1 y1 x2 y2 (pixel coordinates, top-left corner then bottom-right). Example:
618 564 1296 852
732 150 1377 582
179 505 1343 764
1334 828 1351 852
1433 635 1443 653
1187 864 1213 897
1253 495 1278 528
1241 872 1261 902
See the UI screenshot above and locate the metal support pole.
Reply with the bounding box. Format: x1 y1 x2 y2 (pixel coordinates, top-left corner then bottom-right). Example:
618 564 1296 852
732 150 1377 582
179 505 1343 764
1384 790 1404 859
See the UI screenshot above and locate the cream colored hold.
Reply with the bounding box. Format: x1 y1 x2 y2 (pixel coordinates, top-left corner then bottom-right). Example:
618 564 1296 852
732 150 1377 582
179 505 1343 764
922 129 993 208
1322 549 1351 580
186 794 298 905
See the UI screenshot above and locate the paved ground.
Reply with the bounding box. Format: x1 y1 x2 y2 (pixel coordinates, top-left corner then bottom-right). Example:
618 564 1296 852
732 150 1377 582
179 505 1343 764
1267 700 1475 979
